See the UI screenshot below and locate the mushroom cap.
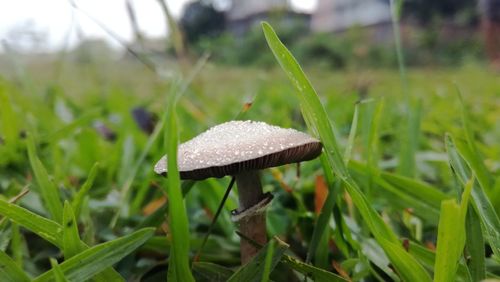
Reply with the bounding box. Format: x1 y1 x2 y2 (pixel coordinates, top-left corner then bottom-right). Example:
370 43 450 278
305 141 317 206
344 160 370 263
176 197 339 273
154 120 322 180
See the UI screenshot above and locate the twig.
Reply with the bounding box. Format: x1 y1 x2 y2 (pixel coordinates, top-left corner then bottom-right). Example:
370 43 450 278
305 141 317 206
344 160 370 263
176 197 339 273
192 177 236 265
68 0 157 73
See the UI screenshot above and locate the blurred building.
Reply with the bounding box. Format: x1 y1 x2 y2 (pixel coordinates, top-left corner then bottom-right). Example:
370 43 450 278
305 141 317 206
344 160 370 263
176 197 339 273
227 0 311 36
312 0 392 42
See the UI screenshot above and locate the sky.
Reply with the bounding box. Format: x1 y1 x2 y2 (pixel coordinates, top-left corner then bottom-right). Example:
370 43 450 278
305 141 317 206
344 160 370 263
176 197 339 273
0 0 317 52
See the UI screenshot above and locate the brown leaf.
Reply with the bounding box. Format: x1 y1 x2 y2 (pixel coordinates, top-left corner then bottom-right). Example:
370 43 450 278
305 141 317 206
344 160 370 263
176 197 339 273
271 168 293 193
332 260 352 281
142 197 167 216
315 175 329 214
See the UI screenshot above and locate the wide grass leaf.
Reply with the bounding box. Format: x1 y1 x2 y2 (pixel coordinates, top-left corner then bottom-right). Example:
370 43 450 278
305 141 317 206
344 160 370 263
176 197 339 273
465 207 485 281
262 21 430 282
446 134 500 259
0 250 31 282
0 199 124 281
33 228 154 282
380 170 448 209
0 198 62 246
62 202 83 258
434 178 473 282
281 255 348 282
349 160 444 223
27 134 64 223
164 86 194 281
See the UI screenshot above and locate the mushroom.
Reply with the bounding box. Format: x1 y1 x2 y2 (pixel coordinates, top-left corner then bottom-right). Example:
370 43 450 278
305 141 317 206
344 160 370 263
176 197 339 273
154 120 322 263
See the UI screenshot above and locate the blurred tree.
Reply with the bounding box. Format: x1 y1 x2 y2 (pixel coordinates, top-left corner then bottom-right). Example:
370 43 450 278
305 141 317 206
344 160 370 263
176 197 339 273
403 0 477 24
179 1 226 44
479 0 500 67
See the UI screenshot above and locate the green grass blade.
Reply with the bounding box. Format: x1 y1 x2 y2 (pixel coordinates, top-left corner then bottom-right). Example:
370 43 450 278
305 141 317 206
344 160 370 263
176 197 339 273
261 22 348 179
261 239 275 282
343 103 359 163
42 109 101 143
262 22 393 240
281 255 348 282
50 258 70 282
397 99 421 178
111 119 163 226
27 134 64 223
408 242 472 280
465 207 486 281
10 223 22 267
0 199 122 281
380 170 448 209
192 262 234 281
434 178 472 282
66 201 125 281
0 87 19 145
62 202 83 258
366 99 384 197
33 228 154 282
0 250 31 282
164 91 194 281
305 158 339 264
227 237 288 282
262 21 430 281
0 198 62 247
72 162 99 219
457 86 492 193
378 238 430 282
446 134 500 259
349 161 445 223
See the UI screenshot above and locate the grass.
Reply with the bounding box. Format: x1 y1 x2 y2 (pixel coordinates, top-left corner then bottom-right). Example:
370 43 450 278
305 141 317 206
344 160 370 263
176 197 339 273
0 22 499 281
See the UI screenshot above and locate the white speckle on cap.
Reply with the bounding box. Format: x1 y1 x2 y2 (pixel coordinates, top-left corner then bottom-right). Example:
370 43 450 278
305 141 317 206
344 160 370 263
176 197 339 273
154 120 319 174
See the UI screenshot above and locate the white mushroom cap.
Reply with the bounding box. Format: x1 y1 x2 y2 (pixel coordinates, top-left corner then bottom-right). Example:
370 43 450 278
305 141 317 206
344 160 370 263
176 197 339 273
154 120 322 180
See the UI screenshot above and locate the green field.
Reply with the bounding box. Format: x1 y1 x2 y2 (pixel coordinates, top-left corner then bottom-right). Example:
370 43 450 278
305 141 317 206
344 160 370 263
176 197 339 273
0 24 499 281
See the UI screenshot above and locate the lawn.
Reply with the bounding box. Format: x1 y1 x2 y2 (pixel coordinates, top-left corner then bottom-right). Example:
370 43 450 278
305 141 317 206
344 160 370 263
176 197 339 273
0 24 499 281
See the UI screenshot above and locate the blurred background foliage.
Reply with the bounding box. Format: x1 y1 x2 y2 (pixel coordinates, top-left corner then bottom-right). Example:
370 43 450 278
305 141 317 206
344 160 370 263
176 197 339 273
0 0 499 280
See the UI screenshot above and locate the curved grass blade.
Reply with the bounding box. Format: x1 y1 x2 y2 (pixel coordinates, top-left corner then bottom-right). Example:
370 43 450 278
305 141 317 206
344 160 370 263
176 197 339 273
50 258 70 282
164 95 194 281
192 262 234 282
27 134 64 223
261 22 431 281
343 102 359 164
0 198 62 246
456 86 492 193
63 202 83 259
42 109 101 143
72 162 99 219
0 199 123 281
34 228 154 282
0 250 31 282
380 170 448 209
281 255 348 282
446 134 500 259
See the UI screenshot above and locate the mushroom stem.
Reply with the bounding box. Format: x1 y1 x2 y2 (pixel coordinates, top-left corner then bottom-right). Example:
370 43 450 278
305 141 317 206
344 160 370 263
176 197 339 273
235 170 267 264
